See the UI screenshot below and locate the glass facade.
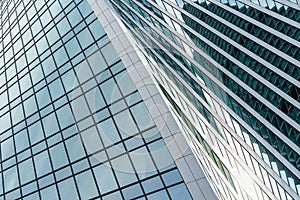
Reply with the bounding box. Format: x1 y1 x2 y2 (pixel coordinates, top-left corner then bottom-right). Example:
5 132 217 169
0 0 194 199
106 0 300 199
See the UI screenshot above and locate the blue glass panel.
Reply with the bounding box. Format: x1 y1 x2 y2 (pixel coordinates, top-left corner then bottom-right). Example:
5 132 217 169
111 154 137 187
122 184 143 199
65 37 81 58
36 87 51 109
115 71 136 96
93 163 118 194
1 137 15 160
49 143 68 169
57 18 71 36
34 151 52 177
48 78 64 100
85 87 106 112
87 50 107 74
67 8 82 27
162 169 182 186
65 135 86 162
53 47 68 67
114 109 139 139
42 113 59 137
81 126 102 154
168 183 192 200
142 176 164 193
77 28 94 49
88 19 106 40
3 166 19 191
75 170 98 199
15 129 29 153
58 177 78 200
130 102 155 131
28 121 44 145
101 43 119 66
42 55 56 76
57 104 75 128
46 26 60 46
41 185 59 200
18 158 35 184
147 190 169 200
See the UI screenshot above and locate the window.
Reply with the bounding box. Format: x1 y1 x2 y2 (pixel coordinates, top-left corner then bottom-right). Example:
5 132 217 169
65 135 86 162
93 163 118 194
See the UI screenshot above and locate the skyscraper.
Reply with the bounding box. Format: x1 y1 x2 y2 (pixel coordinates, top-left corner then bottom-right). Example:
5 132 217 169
1 0 299 200
96 0 300 199
0 0 216 199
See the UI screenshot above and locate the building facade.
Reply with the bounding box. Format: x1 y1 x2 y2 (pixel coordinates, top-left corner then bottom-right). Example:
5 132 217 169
100 0 300 199
0 0 217 199
1 0 299 199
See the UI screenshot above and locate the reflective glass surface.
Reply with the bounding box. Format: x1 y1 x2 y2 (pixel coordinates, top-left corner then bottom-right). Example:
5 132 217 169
0 0 191 199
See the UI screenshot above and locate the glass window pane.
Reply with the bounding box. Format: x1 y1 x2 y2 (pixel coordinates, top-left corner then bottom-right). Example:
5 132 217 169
65 37 81 58
85 87 105 112
49 143 68 170
111 154 137 187
97 118 120 147
72 96 90 121
4 166 19 191
93 163 118 194
34 151 52 177
28 121 44 145
101 43 118 66
41 185 59 200
81 126 102 155
168 183 192 200
42 113 59 137
65 135 86 162
77 28 94 49
75 170 98 199
15 129 29 153
19 158 35 184
58 177 78 200
114 110 138 139
115 71 136 96
57 104 75 129
48 78 64 100
36 87 51 109
87 50 107 74
1 137 15 160
67 8 82 27
130 102 154 131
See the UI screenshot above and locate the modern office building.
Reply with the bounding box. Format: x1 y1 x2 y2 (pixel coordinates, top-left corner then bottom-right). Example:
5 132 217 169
0 0 299 200
0 0 217 199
